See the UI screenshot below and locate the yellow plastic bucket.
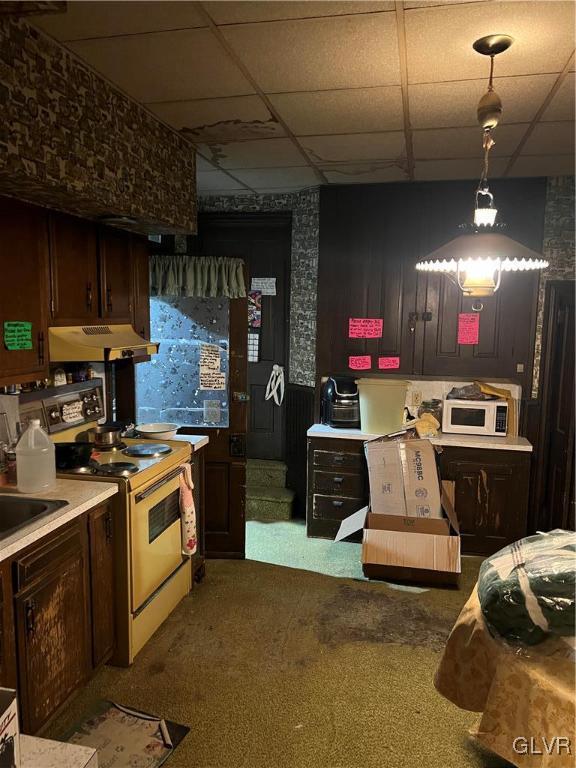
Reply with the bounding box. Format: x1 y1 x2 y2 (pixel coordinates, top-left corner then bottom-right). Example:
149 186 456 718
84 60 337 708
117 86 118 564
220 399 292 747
356 378 409 435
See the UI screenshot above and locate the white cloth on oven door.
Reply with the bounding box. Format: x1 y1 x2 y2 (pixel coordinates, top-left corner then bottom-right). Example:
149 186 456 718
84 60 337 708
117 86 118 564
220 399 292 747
179 463 197 556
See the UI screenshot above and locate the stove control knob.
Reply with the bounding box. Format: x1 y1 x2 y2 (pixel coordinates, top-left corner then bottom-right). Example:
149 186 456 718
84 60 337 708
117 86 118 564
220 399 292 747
83 396 90 403
49 409 59 420
94 406 101 414
86 408 94 416
92 394 98 401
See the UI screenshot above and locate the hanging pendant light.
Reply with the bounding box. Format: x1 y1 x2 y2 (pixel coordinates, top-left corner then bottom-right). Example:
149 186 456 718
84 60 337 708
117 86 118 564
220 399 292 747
415 35 548 299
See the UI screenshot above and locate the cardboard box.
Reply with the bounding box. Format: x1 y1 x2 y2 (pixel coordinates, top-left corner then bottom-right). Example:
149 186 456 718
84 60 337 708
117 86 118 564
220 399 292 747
365 438 442 519
0 689 20 768
336 471 461 587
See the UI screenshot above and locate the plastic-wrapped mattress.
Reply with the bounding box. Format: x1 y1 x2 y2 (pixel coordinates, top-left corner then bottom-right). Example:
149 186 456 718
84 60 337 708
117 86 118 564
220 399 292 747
478 529 576 648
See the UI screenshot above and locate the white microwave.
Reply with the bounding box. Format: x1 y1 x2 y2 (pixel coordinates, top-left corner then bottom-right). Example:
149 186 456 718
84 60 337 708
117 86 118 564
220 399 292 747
442 399 509 436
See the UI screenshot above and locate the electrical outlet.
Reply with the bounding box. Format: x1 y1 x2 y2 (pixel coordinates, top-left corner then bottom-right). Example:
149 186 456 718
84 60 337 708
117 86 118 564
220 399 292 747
411 390 422 407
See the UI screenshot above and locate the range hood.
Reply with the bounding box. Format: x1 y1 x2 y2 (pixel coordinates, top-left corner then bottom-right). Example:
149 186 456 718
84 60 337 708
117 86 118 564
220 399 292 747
48 325 159 362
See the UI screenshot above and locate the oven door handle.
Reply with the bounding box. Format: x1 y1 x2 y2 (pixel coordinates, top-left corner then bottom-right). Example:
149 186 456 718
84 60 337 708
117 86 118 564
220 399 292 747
135 466 184 503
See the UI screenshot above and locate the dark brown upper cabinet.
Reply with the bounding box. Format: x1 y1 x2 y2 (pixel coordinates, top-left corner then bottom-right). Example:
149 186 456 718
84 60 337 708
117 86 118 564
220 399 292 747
317 179 546 394
49 212 99 325
99 227 134 323
131 234 151 340
0 197 50 386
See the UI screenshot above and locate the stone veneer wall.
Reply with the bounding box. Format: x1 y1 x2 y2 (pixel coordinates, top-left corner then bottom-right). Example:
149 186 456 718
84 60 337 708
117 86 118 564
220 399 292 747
0 17 196 233
532 175 575 396
198 188 319 388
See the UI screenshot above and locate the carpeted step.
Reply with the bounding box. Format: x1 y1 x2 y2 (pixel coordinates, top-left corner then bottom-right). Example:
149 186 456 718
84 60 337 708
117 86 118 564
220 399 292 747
246 485 295 521
247 459 287 489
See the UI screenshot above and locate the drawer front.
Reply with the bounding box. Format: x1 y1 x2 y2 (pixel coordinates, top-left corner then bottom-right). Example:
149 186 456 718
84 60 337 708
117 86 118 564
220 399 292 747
15 521 84 592
313 470 366 497
313 449 364 471
312 494 366 522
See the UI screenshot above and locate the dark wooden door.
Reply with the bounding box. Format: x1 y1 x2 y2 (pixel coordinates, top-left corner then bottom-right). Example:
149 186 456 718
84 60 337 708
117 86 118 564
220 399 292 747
49 211 99 325
0 196 50 385
99 227 133 322
196 214 291 460
15 529 90 733
132 235 151 338
88 504 115 667
438 447 531 555
535 281 575 531
0 561 16 690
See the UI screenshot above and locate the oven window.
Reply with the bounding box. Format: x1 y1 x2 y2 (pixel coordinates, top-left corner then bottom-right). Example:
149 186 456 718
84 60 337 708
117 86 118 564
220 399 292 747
148 489 180 544
451 407 486 427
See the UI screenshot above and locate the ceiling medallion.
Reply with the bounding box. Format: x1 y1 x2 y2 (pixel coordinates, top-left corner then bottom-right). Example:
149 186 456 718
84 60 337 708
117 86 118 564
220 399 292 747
416 34 548 300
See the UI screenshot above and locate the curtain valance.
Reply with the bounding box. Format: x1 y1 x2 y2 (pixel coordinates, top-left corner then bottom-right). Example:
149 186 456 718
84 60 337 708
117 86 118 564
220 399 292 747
150 255 246 298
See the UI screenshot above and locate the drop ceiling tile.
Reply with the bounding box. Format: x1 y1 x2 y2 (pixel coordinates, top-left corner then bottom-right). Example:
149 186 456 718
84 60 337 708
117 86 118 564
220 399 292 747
414 157 508 181
413 124 527 160
33 1 207 40
508 155 575 177
300 132 405 163
196 138 306 169
197 171 249 191
323 163 408 183
232 167 319 187
405 1 576 84
269 86 403 135
522 122 575 156
68 29 254 102
541 73 575 122
206 1 393 24
220 13 400 93
409 74 559 129
149 96 285 141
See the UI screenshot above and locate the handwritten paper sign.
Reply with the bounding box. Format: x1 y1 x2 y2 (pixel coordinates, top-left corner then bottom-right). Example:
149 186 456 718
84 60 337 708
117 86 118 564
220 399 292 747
3 321 32 351
200 343 221 372
378 356 400 370
200 372 226 391
348 318 383 338
348 355 371 371
457 313 480 345
251 277 276 296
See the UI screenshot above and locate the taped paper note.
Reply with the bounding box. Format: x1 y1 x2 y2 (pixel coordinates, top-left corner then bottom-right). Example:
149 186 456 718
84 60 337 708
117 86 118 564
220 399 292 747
251 277 276 296
378 356 400 370
203 400 221 423
458 313 480 345
200 371 226 391
348 318 383 338
348 355 371 371
200 343 221 372
3 321 32 351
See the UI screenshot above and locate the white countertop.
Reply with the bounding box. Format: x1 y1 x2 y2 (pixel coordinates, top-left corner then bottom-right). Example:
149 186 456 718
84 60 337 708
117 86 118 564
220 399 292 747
307 423 533 452
169 433 209 451
0 479 118 562
21 735 97 768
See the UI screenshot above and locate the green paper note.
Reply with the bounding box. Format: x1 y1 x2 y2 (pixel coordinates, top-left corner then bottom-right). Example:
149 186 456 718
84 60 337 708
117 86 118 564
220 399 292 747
4 321 33 351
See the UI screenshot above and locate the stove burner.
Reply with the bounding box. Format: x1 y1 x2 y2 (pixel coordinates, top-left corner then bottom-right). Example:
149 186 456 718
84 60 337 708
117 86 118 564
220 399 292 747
97 462 139 477
93 442 127 452
123 443 172 458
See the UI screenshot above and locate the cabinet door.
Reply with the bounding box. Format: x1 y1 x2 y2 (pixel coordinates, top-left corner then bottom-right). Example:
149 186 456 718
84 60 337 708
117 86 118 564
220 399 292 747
438 447 530 555
15 545 90 733
0 561 17 690
131 235 150 338
49 212 99 325
0 197 49 385
99 227 133 322
88 504 115 667
317 186 418 378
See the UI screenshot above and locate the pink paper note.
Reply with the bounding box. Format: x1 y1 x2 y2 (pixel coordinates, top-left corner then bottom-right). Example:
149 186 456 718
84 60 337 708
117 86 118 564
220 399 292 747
458 313 480 345
348 355 372 371
378 356 400 370
348 318 383 338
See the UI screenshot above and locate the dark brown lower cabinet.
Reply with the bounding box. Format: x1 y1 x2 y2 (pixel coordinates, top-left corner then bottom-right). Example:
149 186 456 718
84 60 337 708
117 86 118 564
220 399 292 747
307 437 531 555
14 522 91 734
437 447 531 555
88 504 115 667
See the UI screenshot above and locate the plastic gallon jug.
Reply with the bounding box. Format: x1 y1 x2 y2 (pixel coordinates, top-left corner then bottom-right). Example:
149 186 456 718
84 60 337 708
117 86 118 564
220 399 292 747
16 419 56 493
356 378 409 435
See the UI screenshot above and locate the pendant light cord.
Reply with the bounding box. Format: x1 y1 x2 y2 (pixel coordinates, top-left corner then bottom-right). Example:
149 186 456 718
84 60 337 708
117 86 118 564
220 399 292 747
478 129 495 192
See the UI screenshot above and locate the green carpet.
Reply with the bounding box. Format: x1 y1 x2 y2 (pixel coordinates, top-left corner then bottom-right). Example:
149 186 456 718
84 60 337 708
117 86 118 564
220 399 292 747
45 558 504 768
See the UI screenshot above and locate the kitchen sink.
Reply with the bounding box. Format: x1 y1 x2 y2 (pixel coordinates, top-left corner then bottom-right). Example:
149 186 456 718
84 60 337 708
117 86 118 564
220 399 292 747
0 496 68 541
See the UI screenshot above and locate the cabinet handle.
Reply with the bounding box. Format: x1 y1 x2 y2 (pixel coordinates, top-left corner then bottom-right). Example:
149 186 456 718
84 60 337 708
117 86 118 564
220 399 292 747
333 455 344 463
25 600 36 636
332 500 343 508
106 286 113 313
105 511 113 542
37 332 45 365
408 312 419 333
86 282 93 311
333 477 344 484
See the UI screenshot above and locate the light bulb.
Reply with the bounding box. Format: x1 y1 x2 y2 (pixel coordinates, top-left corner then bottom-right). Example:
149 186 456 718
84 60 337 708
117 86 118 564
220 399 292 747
474 206 498 227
